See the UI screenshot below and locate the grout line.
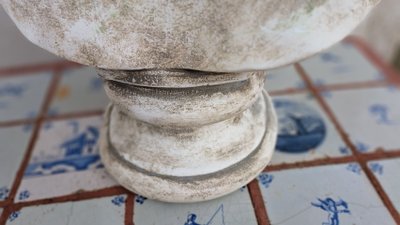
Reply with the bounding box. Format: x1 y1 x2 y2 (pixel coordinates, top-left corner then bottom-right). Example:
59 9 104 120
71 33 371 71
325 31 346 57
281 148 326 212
269 88 307 96
12 186 127 209
315 80 388 92
5 69 61 205
0 119 36 128
125 194 135 225
0 206 11 225
44 110 105 122
345 36 400 85
0 61 80 77
265 156 356 172
248 180 270 225
295 62 400 224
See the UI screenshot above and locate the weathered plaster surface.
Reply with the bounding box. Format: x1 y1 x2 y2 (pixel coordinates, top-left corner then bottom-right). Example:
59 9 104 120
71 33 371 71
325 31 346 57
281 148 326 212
0 0 378 72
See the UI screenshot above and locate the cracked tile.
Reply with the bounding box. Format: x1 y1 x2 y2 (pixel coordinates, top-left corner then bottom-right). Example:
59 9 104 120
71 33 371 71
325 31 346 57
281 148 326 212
134 188 257 225
258 164 396 225
6 195 125 225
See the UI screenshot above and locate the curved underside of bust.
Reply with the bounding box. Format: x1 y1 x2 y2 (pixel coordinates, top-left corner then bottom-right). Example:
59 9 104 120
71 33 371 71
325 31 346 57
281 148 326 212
1 0 379 72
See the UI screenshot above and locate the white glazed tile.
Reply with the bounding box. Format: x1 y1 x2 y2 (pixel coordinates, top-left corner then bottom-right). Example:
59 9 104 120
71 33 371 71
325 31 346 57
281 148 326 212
265 65 305 92
0 72 51 122
48 67 108 115
134 188 257 225
16 116 117 202
258 164 396 225
301 42 384 86
368 159 400 213
0 125 32 201
270 93 349 165
325 87 400 152
6 195 126 225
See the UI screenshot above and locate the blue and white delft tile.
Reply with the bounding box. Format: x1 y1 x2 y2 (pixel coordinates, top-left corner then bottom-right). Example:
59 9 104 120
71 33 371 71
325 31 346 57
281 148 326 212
264 65 305 92
6 195 125 225
301 42 384 86
48 67 108 115
368 159 400 213
134 188 257 225
258 164 396 225
16 116 117 202
325 87 400 153
0 125 32 201
0 72 51 122
270 93 349 165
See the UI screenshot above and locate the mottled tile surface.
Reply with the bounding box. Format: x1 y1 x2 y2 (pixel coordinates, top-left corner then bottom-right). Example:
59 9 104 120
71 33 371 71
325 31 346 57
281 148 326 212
258 164 396 225
16 116 117 202
325 87 400 152
0 125 32 201
0 72 51 122
368 159 400 213
270 93 349 165
301 42 384 86
48 67 108 115
265 66 305 92
6 195 126 225
134 188 257 225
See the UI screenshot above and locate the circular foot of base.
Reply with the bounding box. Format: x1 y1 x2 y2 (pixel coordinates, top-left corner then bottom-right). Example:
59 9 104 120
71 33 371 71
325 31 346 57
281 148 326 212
100 91 277 203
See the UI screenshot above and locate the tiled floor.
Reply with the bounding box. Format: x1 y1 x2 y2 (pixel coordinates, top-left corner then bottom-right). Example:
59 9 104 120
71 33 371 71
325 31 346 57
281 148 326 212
0 36 400 225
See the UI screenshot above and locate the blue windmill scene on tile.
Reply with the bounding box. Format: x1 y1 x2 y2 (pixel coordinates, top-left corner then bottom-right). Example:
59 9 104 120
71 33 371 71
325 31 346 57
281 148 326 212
184 204 225 225
274 99 326 153
24 121 103 177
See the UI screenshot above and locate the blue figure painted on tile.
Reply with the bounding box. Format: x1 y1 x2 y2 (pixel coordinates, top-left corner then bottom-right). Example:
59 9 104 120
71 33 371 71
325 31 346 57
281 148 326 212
369 104 396 125
274 99 326 153
24 121 102 177
184 204 225 225
312 198 350 225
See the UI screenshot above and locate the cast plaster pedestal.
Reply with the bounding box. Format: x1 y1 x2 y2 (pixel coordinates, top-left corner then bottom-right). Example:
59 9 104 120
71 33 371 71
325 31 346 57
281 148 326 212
0 0 379 202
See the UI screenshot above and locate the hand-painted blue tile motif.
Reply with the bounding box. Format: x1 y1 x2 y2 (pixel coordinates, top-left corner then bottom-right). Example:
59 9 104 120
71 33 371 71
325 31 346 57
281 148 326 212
346 163 362 175
184 204 225 225
325 87 400 152
258 173 274 189
16 116 116 202
24 120 102 177
0 186 9 201
135 195 147 205
48 67 108 115
311 197 350 225
270 94 348 165
18 190 30 201
8 211 20 222
274 99 326 153
0 72 51 122
258 164 396 225
368 159 400 213
134 190 257 225
111 195 126 207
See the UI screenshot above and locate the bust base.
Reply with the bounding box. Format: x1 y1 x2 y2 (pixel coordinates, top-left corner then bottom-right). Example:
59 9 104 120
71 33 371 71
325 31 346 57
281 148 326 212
100 91 277 203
